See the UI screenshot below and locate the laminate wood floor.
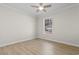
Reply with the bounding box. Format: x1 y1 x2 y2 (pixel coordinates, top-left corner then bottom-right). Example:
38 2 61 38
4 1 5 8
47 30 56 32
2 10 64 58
0 39 79 55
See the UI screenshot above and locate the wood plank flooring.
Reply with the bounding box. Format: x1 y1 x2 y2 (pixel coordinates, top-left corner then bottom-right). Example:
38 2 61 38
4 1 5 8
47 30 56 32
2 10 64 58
0 39 79 55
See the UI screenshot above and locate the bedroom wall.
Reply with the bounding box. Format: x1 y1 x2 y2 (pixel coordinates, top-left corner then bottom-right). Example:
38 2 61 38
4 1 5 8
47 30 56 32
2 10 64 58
0 5 36 47
37 5 79 47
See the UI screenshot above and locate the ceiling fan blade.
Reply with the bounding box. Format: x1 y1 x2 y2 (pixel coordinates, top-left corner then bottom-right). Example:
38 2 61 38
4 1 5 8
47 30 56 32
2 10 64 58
31 5 38 8
44 4 51 8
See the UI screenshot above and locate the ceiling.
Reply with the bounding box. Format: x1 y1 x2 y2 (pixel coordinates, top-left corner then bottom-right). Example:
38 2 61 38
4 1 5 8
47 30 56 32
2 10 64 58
0 3 78 17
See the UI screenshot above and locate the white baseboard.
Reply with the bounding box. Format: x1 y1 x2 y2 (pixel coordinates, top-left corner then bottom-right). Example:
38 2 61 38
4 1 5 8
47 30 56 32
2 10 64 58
39 38 79 47
0 36 35 47
0 37 78 48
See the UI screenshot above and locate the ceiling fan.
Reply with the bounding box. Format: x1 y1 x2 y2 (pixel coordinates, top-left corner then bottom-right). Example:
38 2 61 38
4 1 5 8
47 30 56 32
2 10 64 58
31 3 52 12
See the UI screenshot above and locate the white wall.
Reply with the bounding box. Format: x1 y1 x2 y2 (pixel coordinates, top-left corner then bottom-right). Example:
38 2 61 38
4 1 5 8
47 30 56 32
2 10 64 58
37 5 79 47
0 5 36 47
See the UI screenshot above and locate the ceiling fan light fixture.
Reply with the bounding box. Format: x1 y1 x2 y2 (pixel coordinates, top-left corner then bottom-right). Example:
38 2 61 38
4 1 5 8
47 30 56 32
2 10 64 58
31 3 52 12
38 6 44 11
